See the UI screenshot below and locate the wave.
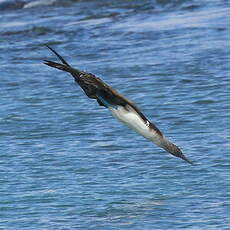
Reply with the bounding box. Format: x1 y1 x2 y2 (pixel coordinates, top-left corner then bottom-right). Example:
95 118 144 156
23 0 57 9
0 0 76 10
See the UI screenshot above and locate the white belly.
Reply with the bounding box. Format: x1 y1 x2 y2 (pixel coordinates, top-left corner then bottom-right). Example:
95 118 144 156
109 106 158 140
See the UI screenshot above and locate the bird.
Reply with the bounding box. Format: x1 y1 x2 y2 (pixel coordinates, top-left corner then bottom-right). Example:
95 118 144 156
44 45 193 165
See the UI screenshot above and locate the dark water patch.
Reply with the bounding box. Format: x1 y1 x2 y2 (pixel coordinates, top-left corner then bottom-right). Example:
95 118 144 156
0 0 25 11
192 99 217 104
1 26 52 36
181 4 201 11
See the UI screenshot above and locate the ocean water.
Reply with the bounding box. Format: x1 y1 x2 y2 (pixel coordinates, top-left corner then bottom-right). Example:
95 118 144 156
0 0 229 229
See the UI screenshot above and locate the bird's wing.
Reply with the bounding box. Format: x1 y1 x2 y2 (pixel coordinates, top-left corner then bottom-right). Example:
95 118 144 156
44 46 160 131
44 46 135 107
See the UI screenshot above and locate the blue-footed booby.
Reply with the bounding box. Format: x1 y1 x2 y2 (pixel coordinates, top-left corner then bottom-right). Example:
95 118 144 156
44 46 193 165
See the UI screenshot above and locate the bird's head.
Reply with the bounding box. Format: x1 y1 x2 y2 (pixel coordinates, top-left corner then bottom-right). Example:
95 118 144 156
161 139 194 165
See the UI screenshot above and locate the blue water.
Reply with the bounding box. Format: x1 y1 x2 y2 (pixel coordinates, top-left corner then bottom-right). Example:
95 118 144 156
0 0 230 229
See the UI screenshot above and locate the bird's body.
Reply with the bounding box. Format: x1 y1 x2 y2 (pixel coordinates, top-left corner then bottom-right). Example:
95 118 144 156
110 105 159 141
44 46 193 165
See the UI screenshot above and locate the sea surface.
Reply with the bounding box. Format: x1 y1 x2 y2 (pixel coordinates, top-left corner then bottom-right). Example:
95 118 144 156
0 0 230 229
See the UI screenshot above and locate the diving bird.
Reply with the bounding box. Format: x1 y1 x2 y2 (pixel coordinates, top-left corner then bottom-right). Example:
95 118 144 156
44 46 193 165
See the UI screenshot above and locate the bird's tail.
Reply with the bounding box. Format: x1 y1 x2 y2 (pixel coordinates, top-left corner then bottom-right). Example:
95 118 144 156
44 45 82 82
44 59 72 73
46 45 71 67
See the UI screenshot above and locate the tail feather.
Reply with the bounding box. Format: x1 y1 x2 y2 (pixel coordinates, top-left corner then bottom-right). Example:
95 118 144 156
46 45 70 67
44 45 82 82
44 60 70 72
44 59 82 82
